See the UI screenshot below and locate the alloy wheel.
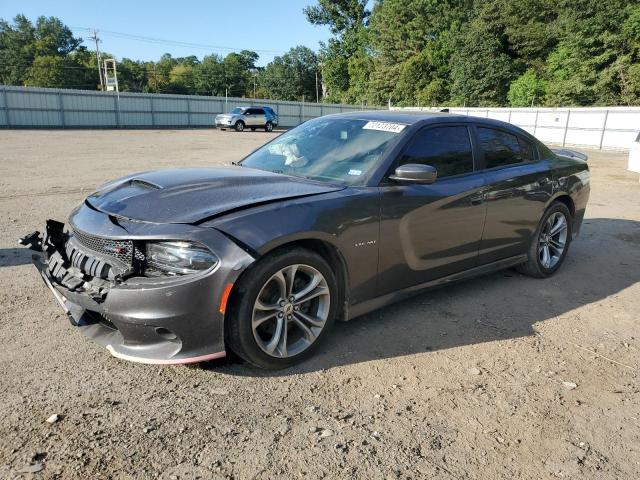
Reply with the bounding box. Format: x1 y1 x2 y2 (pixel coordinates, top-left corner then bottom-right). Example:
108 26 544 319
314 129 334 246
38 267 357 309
538 211 568 269
251 264 330 358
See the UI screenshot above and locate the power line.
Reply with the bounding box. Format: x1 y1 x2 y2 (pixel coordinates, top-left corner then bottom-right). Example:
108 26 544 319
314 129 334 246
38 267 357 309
72 26 286 56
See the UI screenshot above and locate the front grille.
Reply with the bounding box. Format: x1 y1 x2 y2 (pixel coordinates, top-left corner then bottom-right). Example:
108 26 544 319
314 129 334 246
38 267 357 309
72 228 134 264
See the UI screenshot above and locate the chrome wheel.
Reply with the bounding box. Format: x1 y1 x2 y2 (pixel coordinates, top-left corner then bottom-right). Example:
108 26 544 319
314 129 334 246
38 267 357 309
265 122 274 132
252 264 330 358
538 211 568 269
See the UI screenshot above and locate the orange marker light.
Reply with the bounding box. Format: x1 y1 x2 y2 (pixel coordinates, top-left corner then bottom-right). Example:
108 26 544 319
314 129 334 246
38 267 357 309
219 283 234 314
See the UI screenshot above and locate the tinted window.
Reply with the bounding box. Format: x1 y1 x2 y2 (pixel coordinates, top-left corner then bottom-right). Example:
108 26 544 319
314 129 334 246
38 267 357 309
399 126 474 178
518 137 535 162
252 108 265 115
478 127 532 168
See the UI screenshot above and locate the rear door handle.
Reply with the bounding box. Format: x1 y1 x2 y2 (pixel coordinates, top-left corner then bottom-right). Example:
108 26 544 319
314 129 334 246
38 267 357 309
537 177 551 186
469 192 486 205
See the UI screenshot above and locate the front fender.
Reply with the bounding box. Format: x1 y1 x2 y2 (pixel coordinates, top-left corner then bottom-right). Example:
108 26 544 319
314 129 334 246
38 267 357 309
203 188 381 305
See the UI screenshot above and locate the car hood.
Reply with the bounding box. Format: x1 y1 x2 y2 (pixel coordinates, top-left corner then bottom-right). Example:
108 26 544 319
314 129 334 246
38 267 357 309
85 166 345 224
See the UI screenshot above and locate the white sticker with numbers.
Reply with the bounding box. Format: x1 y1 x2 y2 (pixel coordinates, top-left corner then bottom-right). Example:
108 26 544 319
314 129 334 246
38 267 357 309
363 121 407 133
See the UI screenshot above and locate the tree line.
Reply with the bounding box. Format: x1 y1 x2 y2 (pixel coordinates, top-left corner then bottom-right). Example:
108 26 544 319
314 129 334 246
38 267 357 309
1 1 639 107
309 0 640 106
0 15 321 101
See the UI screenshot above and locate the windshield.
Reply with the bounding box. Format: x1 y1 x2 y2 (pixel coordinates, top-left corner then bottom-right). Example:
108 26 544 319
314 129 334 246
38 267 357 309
240 118 405 184
230 107 244 114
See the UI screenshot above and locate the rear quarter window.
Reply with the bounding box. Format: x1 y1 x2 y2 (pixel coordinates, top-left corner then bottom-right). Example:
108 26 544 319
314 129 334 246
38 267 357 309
478 127 531 168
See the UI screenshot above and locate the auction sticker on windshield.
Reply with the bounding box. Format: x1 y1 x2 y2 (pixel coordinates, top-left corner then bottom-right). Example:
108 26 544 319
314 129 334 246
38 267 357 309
362 121 407 133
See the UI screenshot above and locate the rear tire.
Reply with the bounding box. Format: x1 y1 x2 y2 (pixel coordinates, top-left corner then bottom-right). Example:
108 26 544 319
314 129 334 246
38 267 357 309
234 121 245 132
516 201 572 278
226 248 338 369
265 122 274 132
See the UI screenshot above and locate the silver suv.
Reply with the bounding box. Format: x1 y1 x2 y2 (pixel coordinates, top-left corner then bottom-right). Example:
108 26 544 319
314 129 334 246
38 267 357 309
215 106 278 132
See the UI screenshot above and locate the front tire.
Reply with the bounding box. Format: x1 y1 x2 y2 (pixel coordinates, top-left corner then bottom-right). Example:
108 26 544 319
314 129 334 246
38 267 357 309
234 120 245 132
226 248 338 369
517 201 572 278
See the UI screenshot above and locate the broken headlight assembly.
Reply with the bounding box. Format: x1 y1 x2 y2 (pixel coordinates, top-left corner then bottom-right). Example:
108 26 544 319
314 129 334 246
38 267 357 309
144 241 219 276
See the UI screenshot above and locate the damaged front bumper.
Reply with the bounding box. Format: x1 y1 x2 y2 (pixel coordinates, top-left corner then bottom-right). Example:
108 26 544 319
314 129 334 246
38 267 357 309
21 207 255 365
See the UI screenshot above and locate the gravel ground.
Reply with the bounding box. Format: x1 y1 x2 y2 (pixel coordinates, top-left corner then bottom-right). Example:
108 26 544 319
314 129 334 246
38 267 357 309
0 129 639 480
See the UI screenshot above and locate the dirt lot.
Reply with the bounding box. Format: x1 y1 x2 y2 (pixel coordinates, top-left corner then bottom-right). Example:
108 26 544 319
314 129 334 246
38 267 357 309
0 129 639 480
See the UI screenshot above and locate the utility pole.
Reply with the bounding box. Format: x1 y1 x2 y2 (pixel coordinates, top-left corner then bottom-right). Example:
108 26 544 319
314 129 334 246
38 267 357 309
254 75 257 98
153 65 158 93
89 29 104 91
315 71 319 103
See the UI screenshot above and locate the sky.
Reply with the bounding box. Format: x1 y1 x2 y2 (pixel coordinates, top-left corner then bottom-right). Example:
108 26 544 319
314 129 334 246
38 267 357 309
0 0 332 66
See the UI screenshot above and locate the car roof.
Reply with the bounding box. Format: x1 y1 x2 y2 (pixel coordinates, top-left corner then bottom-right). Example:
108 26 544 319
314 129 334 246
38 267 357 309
322 110 535 138
324 110 463 124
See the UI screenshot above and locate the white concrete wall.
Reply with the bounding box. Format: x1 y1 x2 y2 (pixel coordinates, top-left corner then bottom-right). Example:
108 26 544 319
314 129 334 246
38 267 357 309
397 106 640 151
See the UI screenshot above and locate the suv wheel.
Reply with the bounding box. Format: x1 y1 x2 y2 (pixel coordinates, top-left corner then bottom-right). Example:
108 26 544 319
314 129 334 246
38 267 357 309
234 120 245 132
265 122 274 132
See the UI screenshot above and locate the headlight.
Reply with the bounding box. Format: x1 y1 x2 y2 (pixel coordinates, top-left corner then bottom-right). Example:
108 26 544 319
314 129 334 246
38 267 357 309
145 241 218 276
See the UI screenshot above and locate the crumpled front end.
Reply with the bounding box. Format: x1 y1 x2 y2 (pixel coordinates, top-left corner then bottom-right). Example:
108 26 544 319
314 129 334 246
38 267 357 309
21 205 255 365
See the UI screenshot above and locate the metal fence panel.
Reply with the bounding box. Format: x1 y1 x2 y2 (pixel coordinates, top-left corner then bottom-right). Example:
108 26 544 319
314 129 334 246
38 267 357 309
0 85 384 130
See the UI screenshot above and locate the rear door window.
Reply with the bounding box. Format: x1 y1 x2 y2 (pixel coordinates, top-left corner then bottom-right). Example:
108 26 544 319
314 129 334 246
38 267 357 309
399 126 474 178
478 127 532 168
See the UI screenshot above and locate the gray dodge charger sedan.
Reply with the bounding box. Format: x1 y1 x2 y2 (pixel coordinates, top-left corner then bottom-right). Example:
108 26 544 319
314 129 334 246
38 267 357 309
21 112 590 369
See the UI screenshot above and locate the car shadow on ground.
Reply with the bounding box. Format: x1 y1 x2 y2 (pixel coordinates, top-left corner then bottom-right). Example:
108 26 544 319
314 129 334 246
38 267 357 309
0 248 33 267
208 218 640 376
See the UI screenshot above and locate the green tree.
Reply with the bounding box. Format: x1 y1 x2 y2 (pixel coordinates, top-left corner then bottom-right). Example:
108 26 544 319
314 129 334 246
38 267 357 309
0 14 83 86
118 58 149 92
450 20 515 106
304 0 370 102
260 46 319 101
508 69 547 106
194 54 225 95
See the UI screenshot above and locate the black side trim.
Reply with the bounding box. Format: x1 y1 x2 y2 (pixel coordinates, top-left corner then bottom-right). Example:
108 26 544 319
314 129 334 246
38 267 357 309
347 254 528 320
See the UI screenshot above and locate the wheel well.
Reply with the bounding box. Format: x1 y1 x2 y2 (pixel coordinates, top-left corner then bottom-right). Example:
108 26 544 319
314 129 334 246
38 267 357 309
223 238 350 352
277 239 349 319
263 239 349 320
553 195 575 217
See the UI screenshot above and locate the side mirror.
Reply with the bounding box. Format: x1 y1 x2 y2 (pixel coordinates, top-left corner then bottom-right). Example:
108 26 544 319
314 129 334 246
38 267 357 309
243 111 251 115
389 163 437 184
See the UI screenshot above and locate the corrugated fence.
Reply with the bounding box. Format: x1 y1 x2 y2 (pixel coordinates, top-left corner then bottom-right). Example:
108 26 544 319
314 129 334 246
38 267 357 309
399 106 640 151
2 86 637 151
0 85 384 129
